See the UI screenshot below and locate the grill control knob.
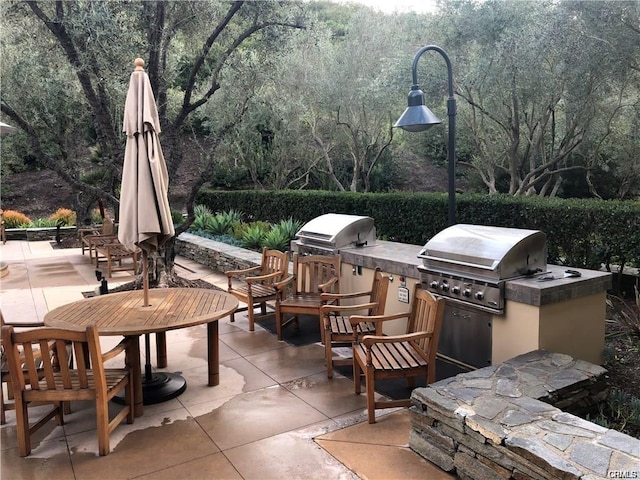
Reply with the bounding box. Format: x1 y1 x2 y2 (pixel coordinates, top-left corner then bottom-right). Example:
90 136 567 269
429 281 439 290
463 289 471 297
451 286 461 294
474 291 484 300
441 283 449 292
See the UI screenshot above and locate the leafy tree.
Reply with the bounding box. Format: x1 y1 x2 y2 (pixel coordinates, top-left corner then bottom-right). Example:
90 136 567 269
435 0 639 198
1 0 305 280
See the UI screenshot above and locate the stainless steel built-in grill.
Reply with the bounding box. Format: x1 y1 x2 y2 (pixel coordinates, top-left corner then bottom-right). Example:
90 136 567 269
295 214 376 252
418 224 547 313
418 224 548 375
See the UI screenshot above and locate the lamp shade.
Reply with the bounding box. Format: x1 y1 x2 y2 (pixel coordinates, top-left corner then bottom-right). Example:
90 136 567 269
393 86 441 132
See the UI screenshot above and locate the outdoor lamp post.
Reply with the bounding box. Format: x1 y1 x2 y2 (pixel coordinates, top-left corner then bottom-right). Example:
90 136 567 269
394 45 457 226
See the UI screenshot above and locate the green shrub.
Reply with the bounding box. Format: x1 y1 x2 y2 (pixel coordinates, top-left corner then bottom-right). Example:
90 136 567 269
275 218 303 241
49 208 76 226
2 209 31 228
263 227 291 252
203 210 244 236
171 210 185 226
241 222 270 250
194 204 212 218
191 205 215 231
28 217 60 227
90 208 104 224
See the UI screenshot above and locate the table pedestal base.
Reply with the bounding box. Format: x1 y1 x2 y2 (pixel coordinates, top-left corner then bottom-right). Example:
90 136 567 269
114 372 187 405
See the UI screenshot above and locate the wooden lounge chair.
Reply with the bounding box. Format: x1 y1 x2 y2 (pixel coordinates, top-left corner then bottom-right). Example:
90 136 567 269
1 324 133 456
95 242 139 278
81 216 117 258
226 247 289 331
320 268 390 378
351 284 445 423
274 253 341 341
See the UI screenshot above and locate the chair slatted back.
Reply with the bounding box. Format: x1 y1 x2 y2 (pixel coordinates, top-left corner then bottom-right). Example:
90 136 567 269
260 249 289 285
3 326 106 401
407 286 445 373
293 254 341 295
369 269 390 316
102 216 115 236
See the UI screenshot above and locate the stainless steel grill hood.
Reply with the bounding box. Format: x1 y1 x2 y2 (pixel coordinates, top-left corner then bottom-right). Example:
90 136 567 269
418 224 547 280
296 214 376 251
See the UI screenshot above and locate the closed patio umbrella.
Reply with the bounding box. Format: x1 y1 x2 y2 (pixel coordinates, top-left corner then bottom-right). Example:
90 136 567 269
118 58 175 306
117 58 181 404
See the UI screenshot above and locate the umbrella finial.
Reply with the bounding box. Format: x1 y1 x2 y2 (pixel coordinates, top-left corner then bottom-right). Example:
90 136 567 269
134 58 145 71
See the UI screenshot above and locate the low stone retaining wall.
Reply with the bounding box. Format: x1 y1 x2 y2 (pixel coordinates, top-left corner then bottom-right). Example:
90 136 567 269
409 350 640 479
175 232 265 274
5 226 77 242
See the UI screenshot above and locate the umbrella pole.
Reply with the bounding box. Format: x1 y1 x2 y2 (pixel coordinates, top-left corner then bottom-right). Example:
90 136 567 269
143 250 149 307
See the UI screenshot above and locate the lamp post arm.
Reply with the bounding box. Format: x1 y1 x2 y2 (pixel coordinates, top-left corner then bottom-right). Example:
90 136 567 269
411 45 454 99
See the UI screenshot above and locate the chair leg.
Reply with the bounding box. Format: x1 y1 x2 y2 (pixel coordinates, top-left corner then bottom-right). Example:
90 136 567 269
275 308 283 341
353 354 362 394
0 389 5 425
365 368 376 424
96 399 110 456
248 303 255 332
325 332 333 379
15 399 30 457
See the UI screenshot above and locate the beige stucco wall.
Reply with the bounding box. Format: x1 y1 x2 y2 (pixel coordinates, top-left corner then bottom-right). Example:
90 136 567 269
493 292 606 365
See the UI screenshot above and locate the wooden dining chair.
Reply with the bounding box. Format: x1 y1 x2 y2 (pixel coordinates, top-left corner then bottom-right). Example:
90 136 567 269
351 284 445 423
0 311 74 425
1 324 134 456
274 253 341 341
0 312 48 425
319 268 390 379
226 247 289 332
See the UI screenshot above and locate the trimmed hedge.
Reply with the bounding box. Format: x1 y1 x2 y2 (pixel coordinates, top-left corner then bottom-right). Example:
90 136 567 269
196 190 640 270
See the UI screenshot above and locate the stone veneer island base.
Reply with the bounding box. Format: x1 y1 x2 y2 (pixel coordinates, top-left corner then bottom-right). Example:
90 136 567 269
409 350 640 480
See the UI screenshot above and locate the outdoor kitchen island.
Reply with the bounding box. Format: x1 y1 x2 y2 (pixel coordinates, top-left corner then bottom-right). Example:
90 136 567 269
292 235 611 372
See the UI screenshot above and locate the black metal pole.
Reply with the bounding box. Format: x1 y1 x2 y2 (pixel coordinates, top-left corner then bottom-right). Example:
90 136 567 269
408 45 457 225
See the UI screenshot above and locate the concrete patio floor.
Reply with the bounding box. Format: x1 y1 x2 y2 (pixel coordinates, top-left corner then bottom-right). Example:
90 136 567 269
0 240 452 480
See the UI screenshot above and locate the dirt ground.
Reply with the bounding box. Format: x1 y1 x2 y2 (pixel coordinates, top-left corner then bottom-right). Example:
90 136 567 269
1 165 196 220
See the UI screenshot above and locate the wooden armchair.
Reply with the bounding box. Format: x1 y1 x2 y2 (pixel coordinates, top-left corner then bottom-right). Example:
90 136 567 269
0 312 48 425
274 253 341 341
1 324 133 456
320 268 390 379
226 247 289 332
351 285 445 423
81 216 117 258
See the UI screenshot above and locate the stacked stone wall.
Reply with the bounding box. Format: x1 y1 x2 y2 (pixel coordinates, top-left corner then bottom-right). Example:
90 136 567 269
409 351 640 479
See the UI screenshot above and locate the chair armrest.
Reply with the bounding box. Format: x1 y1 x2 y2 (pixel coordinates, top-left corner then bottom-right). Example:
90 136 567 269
361 331 433 347
273 275 295 292
320 290 371 301
226 265 261 278
318 276 339 293
349 311 411 327
1 321 45 328
320 302 378 316
101 338 130 363
245 271 282 284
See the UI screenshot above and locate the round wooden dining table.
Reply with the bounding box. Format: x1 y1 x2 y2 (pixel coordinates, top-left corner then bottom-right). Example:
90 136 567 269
44 288 238 417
